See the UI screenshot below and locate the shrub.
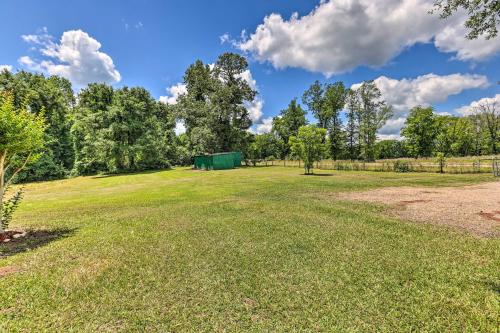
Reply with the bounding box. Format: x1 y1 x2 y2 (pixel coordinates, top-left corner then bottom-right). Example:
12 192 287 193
393 160 410 173
1 187 24 231
435 152 446 174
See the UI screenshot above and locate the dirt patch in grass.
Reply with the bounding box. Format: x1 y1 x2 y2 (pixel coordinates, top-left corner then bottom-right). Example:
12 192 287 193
0 265 21 278
340 181 500 238
479 211 500 222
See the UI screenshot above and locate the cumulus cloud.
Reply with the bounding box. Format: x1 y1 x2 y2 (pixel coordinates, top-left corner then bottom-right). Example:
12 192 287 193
434 19 500 61
159 83 188 105
161 68 264 123
18 56 41 70
0 65 12 72
254 117 273 134
238 0 500 75
370 74 489 115
378 117 407 135
237 69 265 122
19 29 121 86
378 134 403 141
219 33 231 44
455 94 500 116
352 73 489 137
245 98 264 123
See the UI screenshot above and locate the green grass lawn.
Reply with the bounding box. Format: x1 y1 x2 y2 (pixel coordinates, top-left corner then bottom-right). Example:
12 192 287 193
1 167 499 332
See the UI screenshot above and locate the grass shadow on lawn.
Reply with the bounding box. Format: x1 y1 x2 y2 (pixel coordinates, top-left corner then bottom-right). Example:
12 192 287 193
0 228 76 259
90 169 169 179
484 281 500 295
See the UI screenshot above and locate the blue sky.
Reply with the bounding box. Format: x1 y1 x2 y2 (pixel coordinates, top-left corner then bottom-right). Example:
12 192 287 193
0 0 499 137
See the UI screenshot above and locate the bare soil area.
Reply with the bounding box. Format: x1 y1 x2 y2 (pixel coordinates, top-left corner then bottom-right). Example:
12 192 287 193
0 265 20 278
341 181 500 238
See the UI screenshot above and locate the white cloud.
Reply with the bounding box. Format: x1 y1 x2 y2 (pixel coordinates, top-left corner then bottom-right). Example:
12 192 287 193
352 73 489 137
434 18 500 61
174 121 186 135
238 0 500 76
18 56 40 70
254 117 273 134
159 83 187 105
435 111 452 116
237 69 264 122
455 94 500 116
370 73 489 115
378 134 402 141
0 65 12 72
161 68 264 123
123 20 144 31
21 27 52 45
245 98 264 122
19 29 121 86
219 33 231 44
378 117 406 136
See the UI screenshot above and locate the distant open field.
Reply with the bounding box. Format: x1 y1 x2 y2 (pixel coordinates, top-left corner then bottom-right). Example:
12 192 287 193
261 156 500 174
1 167 499 332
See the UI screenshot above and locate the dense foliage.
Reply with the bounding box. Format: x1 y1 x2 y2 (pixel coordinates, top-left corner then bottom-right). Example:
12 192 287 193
0 52 498 182
432 0 500 39
302 81 348 161
175 53 256 156
0 70 74 181
290 125 327 174
272 98 307 159
72 84 175 174
401 103 499 158
0 93 46 232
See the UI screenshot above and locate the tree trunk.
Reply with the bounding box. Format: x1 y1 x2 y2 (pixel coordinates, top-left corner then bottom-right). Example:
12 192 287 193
0 152 6 234
0 151 31 234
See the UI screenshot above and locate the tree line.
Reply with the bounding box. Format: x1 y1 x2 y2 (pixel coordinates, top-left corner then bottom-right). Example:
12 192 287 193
0 53 265 181
0 53 499 182
248 81 499 166
0 70 177 181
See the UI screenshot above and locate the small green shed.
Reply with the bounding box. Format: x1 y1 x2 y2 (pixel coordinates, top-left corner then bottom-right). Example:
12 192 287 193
232 151 242 167
194 152 241 170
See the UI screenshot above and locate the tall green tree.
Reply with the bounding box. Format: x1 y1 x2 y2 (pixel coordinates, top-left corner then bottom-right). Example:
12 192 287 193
0 70 74 181
247 133 282 166
435 115 474 156
401 106 437 158
432 0 500 39
345 89 361 161
71 83 115 174
177 53 257 155
0 93 46 233
289 125 327 174
474 100 499 155
469 114 489 155
272 98 307 158
211 53 256 152
302 81 325 127
356 81 393 162
323 82 347 160
449 117 474 156
72 84 175 174
303 81 347 160
375 140 407 159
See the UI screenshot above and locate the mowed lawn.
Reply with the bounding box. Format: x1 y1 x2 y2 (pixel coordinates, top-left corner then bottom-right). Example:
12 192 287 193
0 167 499 332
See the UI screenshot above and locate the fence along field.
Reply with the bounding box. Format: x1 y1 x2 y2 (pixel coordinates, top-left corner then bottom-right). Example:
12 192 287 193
256 156 500 175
